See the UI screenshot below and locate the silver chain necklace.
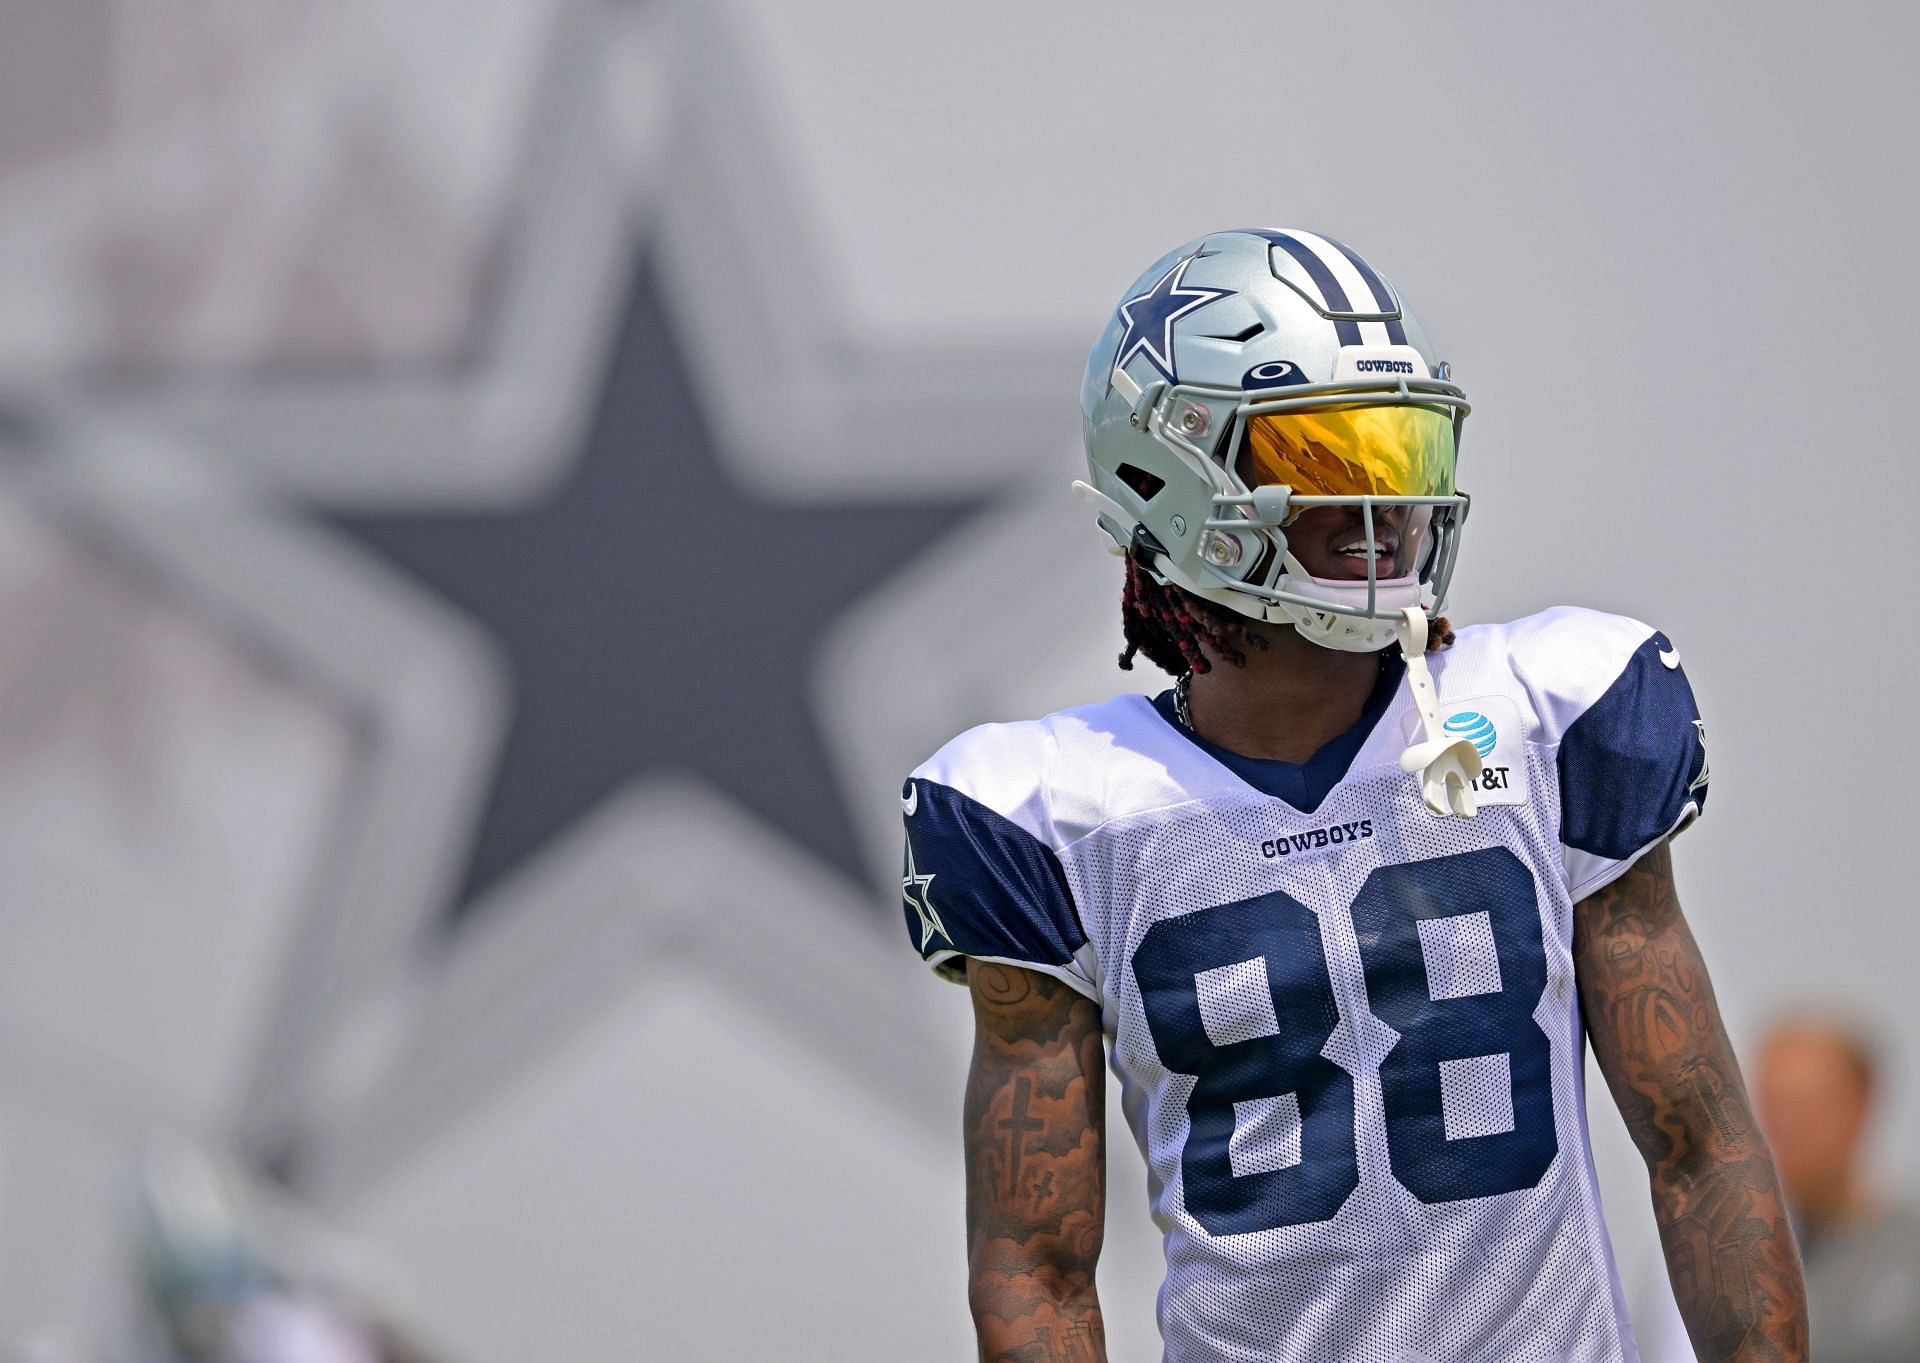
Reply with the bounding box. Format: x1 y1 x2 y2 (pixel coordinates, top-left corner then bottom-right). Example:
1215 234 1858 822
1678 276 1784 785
1175 652 1391 733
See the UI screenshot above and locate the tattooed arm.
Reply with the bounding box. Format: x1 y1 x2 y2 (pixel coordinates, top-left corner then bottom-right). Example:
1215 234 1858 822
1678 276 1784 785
1574 840 1808 1362
964 959 1108 1363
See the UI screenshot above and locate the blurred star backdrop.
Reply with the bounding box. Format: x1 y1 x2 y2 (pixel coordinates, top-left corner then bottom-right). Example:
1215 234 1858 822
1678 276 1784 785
2 0 1917 1359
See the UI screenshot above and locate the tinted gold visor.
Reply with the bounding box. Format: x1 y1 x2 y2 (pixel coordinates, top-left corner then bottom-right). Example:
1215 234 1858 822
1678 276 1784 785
1238 403 1457 502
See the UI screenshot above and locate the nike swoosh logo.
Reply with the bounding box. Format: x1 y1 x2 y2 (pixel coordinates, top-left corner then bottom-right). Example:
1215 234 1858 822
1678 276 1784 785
1659 647 1681 670
901 782 919 816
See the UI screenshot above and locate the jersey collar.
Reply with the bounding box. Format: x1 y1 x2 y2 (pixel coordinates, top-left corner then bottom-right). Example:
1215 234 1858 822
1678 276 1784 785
1148 655 1408 814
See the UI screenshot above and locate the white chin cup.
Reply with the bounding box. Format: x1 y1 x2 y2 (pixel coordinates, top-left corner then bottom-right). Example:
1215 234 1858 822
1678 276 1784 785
1273 570 1431 652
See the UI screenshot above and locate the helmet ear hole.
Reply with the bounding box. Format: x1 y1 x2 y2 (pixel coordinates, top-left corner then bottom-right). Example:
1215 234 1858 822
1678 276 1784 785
1115 463 1166 501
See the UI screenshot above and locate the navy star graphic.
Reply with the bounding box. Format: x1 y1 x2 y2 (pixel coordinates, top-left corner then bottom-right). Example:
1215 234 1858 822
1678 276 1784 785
1111 251 1235 387
338 258 987 925
900 834 946 951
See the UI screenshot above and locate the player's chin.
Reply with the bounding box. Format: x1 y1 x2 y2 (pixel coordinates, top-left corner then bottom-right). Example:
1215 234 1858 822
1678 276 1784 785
1297 553 1404 582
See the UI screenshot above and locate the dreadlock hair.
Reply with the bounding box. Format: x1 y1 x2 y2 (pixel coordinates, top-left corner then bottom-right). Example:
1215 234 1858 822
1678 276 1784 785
1117 556 1453 677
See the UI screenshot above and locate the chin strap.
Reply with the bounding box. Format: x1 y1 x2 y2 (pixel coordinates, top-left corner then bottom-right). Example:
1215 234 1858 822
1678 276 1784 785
1395 607 1481 818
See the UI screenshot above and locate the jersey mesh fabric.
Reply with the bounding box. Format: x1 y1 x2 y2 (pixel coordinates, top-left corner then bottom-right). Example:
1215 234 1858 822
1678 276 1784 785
1078 741 1625 1362
905 609 1702 1363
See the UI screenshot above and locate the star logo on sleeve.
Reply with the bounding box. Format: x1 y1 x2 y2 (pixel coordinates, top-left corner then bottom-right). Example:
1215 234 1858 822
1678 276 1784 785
1111 250 1236 387
901 837 947 951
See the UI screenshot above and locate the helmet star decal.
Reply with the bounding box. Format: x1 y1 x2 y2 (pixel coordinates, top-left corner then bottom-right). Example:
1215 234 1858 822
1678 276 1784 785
1111 251 1236 387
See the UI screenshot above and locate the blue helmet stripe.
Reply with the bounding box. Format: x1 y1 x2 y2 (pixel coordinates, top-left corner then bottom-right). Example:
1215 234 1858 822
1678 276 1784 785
1320 234 1409 345
1262 232 1364 345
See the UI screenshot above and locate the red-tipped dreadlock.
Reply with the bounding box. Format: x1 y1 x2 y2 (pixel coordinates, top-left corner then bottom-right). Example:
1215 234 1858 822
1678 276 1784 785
1119 557 1259 676
1118 557 1453 677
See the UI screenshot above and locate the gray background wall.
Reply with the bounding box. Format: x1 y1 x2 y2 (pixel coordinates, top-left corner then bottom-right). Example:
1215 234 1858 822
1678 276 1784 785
0 1 1914 1359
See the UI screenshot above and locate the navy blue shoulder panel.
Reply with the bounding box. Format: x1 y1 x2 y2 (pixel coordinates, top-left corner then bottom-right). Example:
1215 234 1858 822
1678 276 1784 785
1558 631 1708 860
900 780 1085 967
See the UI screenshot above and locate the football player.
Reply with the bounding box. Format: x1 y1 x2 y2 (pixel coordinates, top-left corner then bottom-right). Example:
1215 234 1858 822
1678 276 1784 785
899 230 1808 1362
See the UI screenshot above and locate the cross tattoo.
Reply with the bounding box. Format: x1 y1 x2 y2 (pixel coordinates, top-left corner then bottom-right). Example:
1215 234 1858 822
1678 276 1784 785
998 1076 1045 1193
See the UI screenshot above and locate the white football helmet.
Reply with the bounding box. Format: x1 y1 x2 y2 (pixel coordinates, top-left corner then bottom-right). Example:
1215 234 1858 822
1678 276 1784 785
1077 228 1470 652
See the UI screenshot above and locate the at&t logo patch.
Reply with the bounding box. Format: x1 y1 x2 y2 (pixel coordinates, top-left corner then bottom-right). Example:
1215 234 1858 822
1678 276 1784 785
1404 694 1529 804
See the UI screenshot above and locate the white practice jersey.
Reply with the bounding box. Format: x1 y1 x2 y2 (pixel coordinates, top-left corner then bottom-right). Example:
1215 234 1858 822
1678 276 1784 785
900 608 1710 1363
